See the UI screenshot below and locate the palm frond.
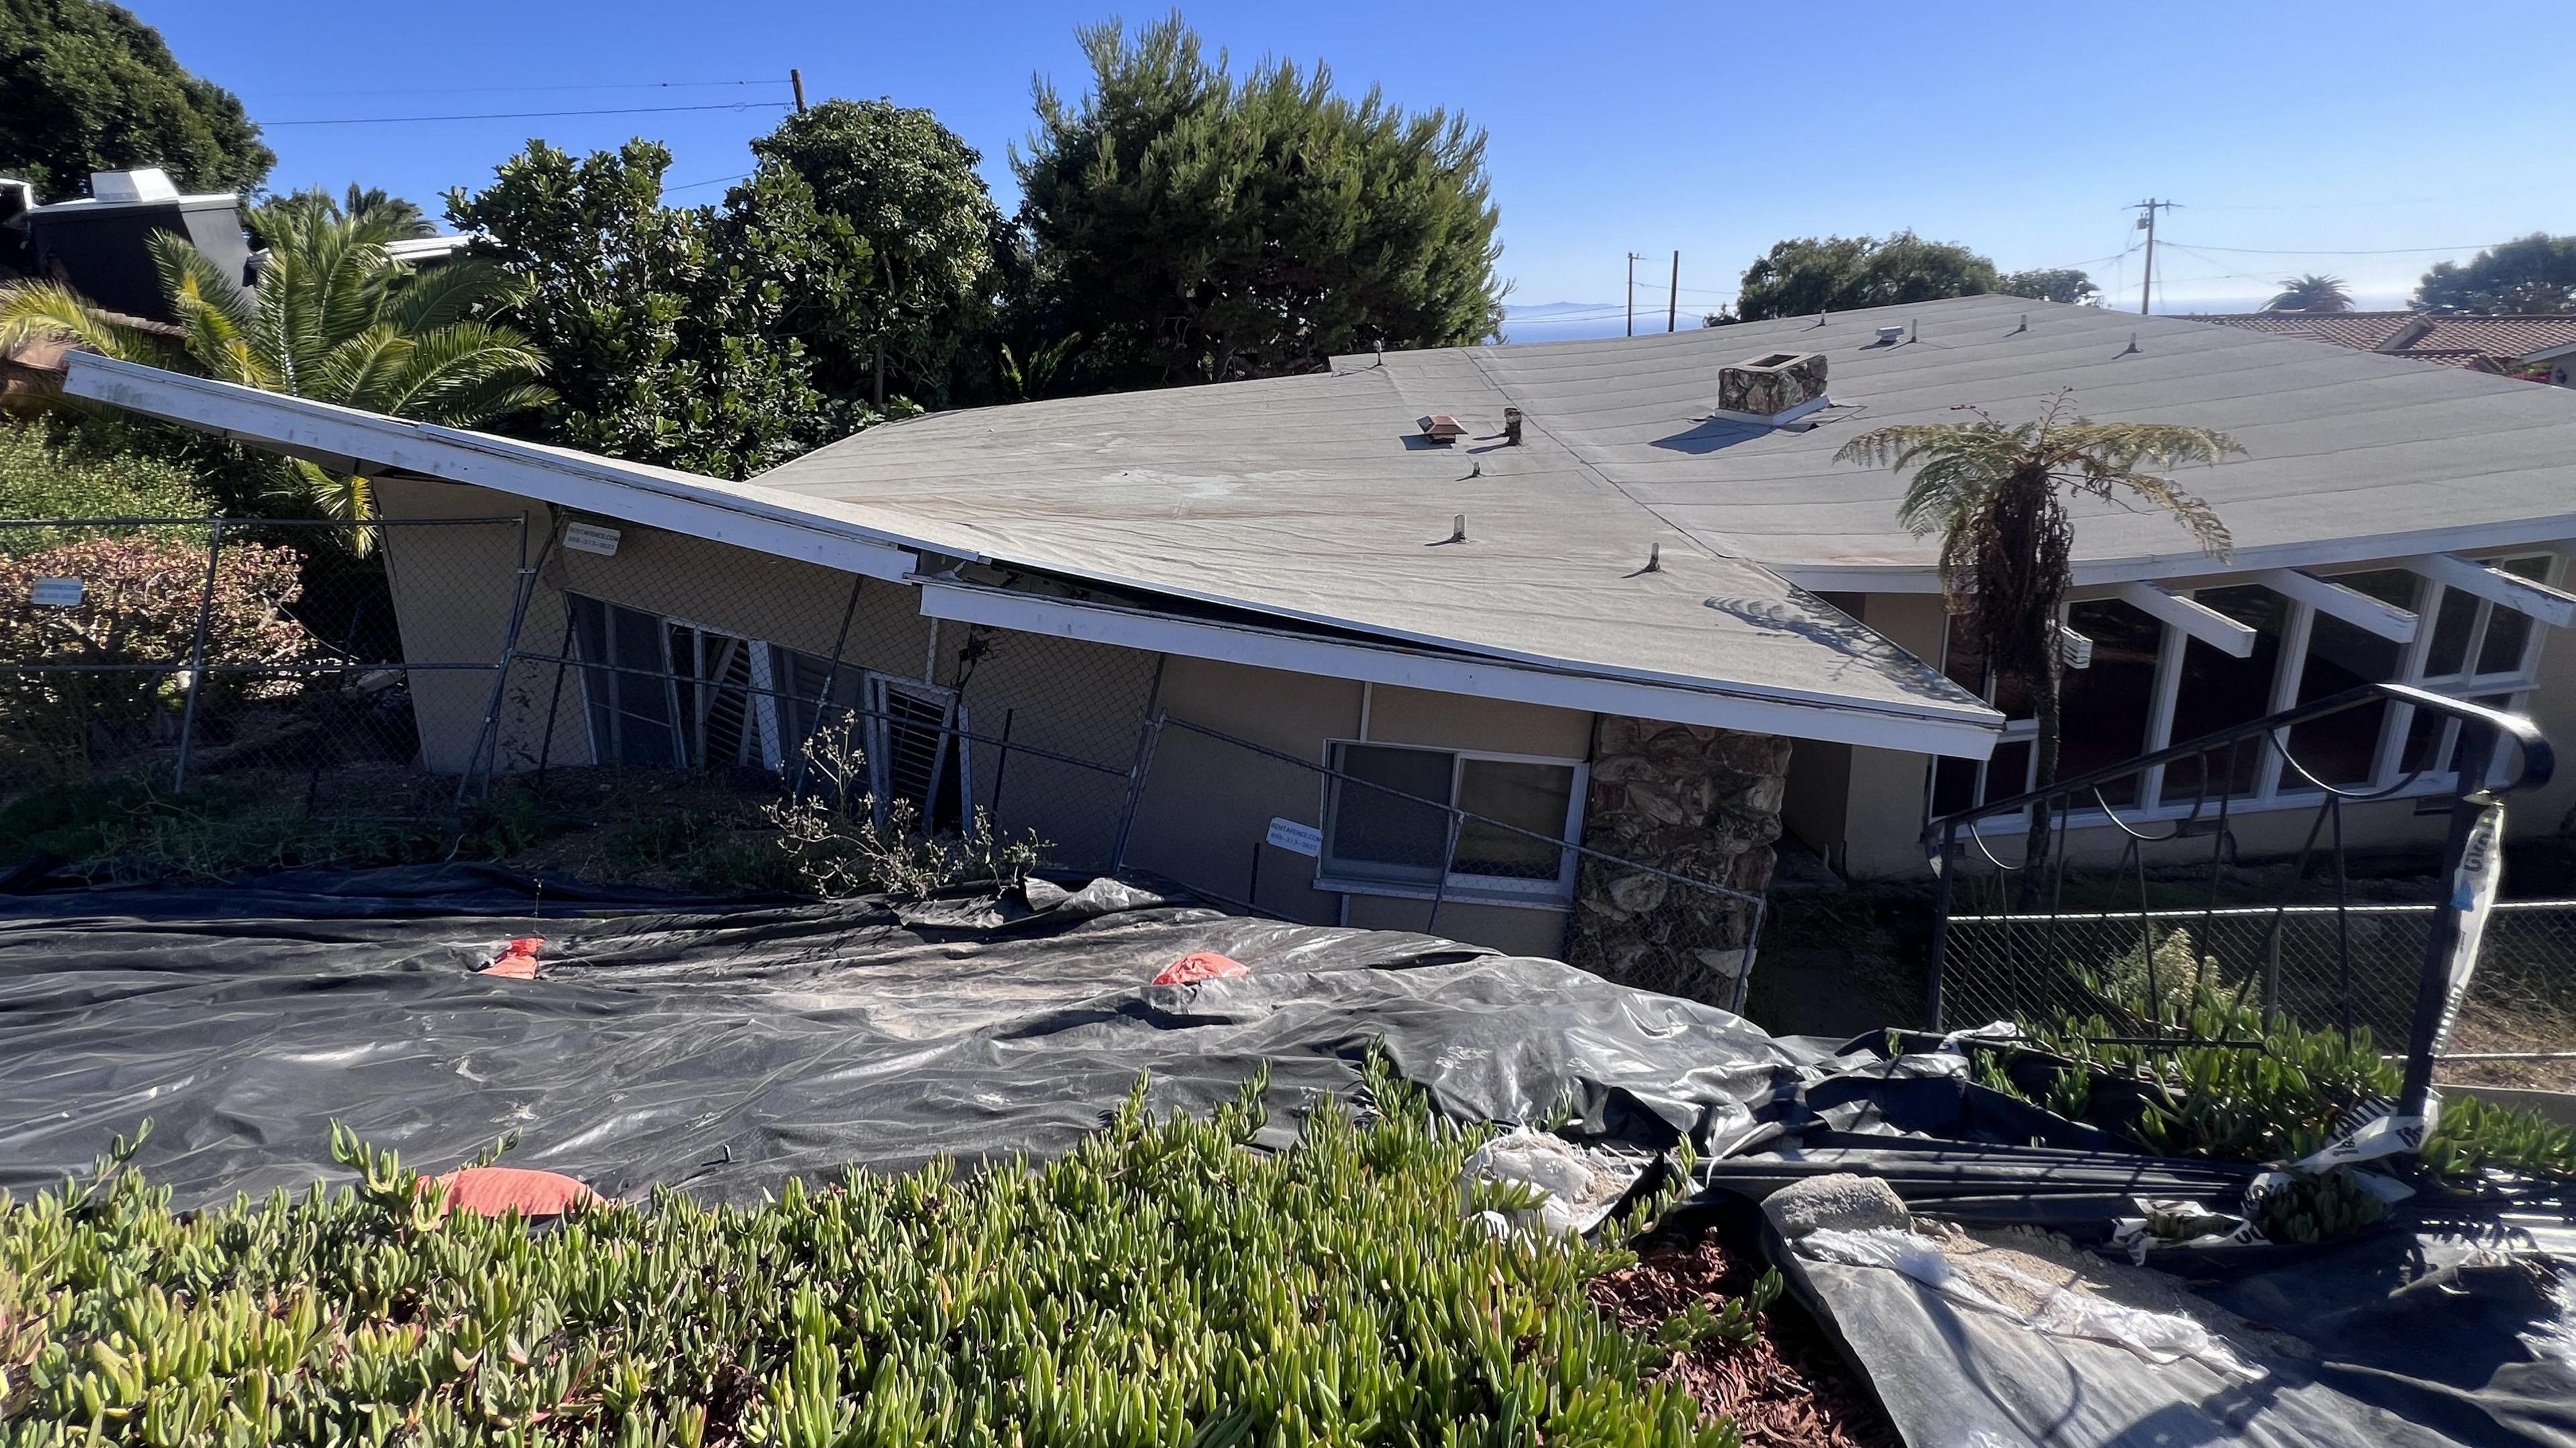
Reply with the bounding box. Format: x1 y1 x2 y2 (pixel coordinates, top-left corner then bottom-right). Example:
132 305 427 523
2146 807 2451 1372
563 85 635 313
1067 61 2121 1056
0 282 147 361
375 321 551 424
385 256 522 334
311 324 414 412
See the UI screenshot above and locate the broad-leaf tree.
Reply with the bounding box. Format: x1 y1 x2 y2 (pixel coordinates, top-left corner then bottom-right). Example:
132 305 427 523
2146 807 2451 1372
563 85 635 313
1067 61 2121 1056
0 0 272 197
2414 234 2576 315
751 100 1002 408
2263 274 2353 313
1015 14 1504 388
1723 233 2000 323
1999 268 2100 306
1836 394 2238 887
0 203 551 530
449 139 894 480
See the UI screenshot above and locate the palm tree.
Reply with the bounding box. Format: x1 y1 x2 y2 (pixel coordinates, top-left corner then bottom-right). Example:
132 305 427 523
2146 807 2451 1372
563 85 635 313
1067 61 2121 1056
0 202 549 534
1836 392 2239 890
2264 274 2353 313
255 185 440 243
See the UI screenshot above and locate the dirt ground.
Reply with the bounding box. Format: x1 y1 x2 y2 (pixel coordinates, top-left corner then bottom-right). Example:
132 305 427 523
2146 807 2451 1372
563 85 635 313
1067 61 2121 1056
1589 1223 1898 1448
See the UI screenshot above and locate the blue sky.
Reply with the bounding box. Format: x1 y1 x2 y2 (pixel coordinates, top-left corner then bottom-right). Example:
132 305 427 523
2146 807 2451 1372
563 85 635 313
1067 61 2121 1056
129 0 2576 333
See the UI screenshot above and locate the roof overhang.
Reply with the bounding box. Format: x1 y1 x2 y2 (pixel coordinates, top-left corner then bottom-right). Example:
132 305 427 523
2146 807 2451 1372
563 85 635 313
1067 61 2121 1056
1777 513 2576 596
62 353 927 581
918 579 2000 757
65 354 2001 758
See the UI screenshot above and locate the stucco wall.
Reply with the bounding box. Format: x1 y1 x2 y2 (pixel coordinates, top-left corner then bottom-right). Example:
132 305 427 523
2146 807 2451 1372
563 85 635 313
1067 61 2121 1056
1123 663 1588 958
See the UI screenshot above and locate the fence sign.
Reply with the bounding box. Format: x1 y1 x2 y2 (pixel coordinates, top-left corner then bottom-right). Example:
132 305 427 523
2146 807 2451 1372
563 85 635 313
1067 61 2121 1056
564 522 622 557
1265 817 1323 858
30 577 83 607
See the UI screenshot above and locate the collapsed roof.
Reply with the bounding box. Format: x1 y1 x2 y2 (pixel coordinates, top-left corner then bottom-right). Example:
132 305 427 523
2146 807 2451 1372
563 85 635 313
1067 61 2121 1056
66 352 2000 755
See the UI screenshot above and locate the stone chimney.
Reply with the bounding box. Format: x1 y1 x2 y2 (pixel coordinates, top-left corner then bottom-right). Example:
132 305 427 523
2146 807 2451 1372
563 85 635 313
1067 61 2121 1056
1714 351 1829 425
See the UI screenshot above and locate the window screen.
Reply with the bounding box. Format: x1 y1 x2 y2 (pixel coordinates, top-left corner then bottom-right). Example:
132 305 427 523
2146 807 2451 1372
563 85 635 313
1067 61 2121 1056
570 596 680 767
1322 744 1456 887
867 678 967 831
1454 759 1576 882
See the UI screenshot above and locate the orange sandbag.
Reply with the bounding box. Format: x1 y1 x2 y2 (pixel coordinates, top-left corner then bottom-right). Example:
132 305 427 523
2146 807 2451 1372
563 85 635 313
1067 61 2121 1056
432 1166 602 1218
480 937 544 979
1153 951 1250 985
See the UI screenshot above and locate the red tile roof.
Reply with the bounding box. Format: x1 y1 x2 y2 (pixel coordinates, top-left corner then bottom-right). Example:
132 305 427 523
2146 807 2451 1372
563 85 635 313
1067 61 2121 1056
2181 311 2576 370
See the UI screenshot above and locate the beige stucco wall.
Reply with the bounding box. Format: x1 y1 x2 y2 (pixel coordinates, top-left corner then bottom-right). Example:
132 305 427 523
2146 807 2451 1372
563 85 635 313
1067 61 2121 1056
371 489 1595 957
1122 663 1588 958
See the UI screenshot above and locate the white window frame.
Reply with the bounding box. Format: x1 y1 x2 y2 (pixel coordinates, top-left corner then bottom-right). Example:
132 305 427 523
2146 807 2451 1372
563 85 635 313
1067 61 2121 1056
568 594 786 772
1930 551 2562 832
859 674 973 829
1313 739 1588 910
666 614 786 773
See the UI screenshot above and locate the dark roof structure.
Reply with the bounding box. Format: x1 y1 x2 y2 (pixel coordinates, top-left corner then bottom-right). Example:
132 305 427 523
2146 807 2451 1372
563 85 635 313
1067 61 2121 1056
2180 311 2576 372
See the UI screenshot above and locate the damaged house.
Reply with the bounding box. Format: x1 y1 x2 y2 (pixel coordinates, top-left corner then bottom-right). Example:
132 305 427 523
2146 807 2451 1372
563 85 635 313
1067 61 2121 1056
60 292 2576 972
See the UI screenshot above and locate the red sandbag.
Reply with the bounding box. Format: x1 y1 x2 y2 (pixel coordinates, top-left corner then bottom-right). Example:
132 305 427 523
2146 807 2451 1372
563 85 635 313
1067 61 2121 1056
480 937 544 979
433 1166 602 1218
1153 951 1250 985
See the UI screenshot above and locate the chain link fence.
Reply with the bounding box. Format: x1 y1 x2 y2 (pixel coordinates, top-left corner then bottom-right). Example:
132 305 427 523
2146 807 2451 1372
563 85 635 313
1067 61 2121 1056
1939 899 2576 1052
1116 714 1769 1010
1 516 529 824
5 512 1769 1005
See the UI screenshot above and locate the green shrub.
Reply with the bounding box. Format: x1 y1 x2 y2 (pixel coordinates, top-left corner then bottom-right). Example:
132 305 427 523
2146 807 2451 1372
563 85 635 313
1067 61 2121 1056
0 421 213 543
0 1063 1740 1448
1996 985 2576 1185
767 717 1049 899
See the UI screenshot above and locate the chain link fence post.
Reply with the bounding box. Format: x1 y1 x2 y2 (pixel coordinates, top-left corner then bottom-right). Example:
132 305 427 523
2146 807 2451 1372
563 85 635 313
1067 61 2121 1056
168 520 225 793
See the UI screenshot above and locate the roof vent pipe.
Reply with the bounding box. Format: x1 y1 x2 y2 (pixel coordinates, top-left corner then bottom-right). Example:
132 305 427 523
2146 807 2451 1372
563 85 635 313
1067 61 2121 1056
1502 406 1523 446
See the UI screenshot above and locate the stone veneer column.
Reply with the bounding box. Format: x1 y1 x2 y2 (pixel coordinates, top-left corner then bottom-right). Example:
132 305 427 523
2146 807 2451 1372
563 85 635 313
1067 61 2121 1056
1565 715 1791 1007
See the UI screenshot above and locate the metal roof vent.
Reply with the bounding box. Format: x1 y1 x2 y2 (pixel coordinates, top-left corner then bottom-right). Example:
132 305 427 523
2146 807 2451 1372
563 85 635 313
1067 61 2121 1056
1715 351 1829 426
1874 324 1905 345
89 168 180 205
1417 414 1466 444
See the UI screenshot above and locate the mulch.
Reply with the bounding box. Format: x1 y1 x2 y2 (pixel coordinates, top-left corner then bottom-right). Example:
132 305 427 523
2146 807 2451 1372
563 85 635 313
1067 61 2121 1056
1588 1227 1898 1448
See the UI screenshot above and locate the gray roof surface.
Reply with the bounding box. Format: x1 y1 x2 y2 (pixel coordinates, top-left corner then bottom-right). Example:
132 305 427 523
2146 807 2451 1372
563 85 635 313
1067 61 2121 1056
1438 294 2576 583
750 334 1994 730
763 296 2576 619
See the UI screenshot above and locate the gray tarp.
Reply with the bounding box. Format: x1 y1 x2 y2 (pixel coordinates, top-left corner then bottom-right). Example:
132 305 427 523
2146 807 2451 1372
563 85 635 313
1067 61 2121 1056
0 868 1790 1205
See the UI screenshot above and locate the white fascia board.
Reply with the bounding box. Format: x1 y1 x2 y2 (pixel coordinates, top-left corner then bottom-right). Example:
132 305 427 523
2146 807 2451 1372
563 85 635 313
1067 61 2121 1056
1777 516 2576 596
918 580 2004 759
2108 581 2257 657
62 353 926 581
2249 568 2418 642
2405 552 2576 628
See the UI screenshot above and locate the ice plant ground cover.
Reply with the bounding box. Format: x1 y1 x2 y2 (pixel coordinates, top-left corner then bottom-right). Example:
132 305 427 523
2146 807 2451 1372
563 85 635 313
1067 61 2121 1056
0 1062 1753 1448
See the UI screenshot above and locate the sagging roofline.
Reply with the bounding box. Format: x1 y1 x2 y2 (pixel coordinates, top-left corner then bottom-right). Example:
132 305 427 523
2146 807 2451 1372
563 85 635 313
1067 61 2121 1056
63 353 2004 759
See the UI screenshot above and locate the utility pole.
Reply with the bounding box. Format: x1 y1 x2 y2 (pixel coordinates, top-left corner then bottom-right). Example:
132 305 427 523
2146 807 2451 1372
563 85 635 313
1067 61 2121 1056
1667 250 1680 333
1626 252 1644 337
2131 199 2176 315
791 68 807 113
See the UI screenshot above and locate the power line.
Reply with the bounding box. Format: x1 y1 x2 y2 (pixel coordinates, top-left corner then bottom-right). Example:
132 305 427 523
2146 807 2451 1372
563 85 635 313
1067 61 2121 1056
665 172 754 194
265 101 794 127
2163 239 2512 256
252 78 788 100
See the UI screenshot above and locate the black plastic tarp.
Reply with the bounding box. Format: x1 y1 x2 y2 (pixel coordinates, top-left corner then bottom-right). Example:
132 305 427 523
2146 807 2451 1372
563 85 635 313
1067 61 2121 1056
0 869 1794 1205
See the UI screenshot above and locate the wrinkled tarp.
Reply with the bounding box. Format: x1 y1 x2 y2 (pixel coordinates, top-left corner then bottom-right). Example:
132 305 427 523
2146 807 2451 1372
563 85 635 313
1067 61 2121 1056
0 869 1794 1206
1707 1036 2576 1448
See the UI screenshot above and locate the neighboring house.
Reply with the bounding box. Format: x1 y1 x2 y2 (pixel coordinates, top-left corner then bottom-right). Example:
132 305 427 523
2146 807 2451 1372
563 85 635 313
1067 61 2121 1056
2182 310 2576 384
61 294 2576 962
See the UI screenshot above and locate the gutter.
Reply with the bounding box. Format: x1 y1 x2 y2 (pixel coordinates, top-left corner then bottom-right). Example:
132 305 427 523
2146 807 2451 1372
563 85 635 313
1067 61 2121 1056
918 579 2002 759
